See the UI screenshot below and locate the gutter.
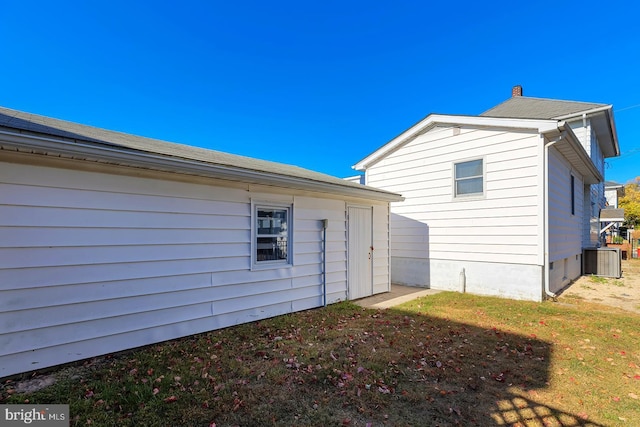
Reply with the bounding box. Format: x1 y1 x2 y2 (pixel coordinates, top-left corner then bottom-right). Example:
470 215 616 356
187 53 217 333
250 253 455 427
0 129 403 203
553 104 613 121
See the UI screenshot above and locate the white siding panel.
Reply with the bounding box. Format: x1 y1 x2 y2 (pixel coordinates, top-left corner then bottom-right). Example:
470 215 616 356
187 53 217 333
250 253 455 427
0 205 247 229
1 162 250 203
0 257 250 290
0 243 249 268
1 287 217 334
0 161 390 377
3 302 214 355
547 148 584 262
1 182 248 215
0 227 248 248
1 274 210 311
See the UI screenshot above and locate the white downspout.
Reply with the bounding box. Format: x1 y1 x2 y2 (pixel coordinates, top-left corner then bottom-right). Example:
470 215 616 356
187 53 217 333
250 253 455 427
543 135 562 300
321 219 328 306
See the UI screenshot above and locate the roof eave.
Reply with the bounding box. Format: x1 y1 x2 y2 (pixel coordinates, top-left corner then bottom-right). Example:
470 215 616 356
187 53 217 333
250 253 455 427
555 105 620 158
0 129 404 203
546 124 603 184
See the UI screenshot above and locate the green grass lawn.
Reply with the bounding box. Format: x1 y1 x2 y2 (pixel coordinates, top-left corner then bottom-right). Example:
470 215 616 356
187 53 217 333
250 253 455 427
2 293 639 426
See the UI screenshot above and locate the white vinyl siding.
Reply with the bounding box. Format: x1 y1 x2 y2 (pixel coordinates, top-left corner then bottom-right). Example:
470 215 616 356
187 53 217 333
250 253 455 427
367 126 541 265
0 161 390 377
547 147 584 262
569 119 606 247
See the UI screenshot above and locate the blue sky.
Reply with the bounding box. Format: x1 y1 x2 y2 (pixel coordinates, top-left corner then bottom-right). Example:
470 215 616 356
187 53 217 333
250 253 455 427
1 1 638 184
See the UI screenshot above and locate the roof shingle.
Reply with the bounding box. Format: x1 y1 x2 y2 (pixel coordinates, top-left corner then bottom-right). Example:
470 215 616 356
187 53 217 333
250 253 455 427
480 96 607 120
0 106 400 199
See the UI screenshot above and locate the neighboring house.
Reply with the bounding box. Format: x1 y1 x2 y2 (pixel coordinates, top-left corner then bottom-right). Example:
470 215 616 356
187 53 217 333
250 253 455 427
344 175 366 185
0 106 402 378
603 182 626 241
354 86 620 301
605 181 625 208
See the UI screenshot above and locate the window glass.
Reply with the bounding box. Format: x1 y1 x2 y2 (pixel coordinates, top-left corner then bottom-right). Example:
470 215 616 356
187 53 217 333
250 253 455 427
454 159 483 197
455 159 483 178
256 207 289 263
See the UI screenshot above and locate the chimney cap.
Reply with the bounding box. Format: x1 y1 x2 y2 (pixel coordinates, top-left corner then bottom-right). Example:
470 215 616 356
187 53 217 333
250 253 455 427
512 85 523 97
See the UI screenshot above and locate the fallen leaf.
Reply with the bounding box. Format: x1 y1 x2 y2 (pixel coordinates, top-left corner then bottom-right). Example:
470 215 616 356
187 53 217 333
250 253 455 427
629 393 639 400
153 388 160 395
164 395 178 403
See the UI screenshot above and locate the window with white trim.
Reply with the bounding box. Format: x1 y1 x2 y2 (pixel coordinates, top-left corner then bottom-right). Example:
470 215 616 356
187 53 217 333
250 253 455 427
454 158 484 197
254 204 291 266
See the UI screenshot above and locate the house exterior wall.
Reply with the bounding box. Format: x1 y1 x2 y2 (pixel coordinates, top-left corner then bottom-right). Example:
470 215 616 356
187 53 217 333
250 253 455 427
365 125 544 301
547 147 584 293
605 187 621 208
569 120 605 247
0 159 390 377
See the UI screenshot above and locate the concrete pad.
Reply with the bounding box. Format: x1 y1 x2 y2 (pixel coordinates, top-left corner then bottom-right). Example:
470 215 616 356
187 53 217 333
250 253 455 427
354 284 442 309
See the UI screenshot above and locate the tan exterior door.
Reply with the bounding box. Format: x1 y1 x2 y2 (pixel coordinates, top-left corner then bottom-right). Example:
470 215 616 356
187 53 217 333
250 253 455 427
347 206 373 299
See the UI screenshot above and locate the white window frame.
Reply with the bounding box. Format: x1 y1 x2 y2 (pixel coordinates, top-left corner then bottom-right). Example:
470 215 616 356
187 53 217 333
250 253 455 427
453 157 485 199
251 201 293 270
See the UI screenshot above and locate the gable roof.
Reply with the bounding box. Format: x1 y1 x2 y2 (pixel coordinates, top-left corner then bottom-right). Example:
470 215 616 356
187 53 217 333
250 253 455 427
356 93 619 176
481 96 619 158
480 96 608 120
0 106 402 202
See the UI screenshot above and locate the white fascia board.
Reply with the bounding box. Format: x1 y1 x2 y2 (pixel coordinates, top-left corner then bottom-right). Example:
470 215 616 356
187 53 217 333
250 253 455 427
0 130 403 202
555 105 620 158
353 114 558 171
553 104 613 120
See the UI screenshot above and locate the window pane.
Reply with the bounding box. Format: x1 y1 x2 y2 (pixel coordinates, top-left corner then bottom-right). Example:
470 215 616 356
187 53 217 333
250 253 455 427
256 237 288 261
456 177 483 195
455 159 483 179
257 209 287 236
256 207 289 263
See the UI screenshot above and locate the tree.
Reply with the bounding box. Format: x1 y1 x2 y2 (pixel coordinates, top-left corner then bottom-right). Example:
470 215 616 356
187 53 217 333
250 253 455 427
619 177 640 227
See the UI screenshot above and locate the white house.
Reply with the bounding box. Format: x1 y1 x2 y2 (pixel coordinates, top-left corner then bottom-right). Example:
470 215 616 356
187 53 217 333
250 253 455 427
605 181 625 209
354 86 619 301
0 106 402 378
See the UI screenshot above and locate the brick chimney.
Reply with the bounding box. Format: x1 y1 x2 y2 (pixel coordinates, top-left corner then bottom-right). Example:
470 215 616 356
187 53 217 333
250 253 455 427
512 85 523 97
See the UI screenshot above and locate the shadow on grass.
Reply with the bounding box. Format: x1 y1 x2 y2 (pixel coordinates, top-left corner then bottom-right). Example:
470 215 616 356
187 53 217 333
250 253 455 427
1 302 607 426
490 391 604 426
368 304 605 427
